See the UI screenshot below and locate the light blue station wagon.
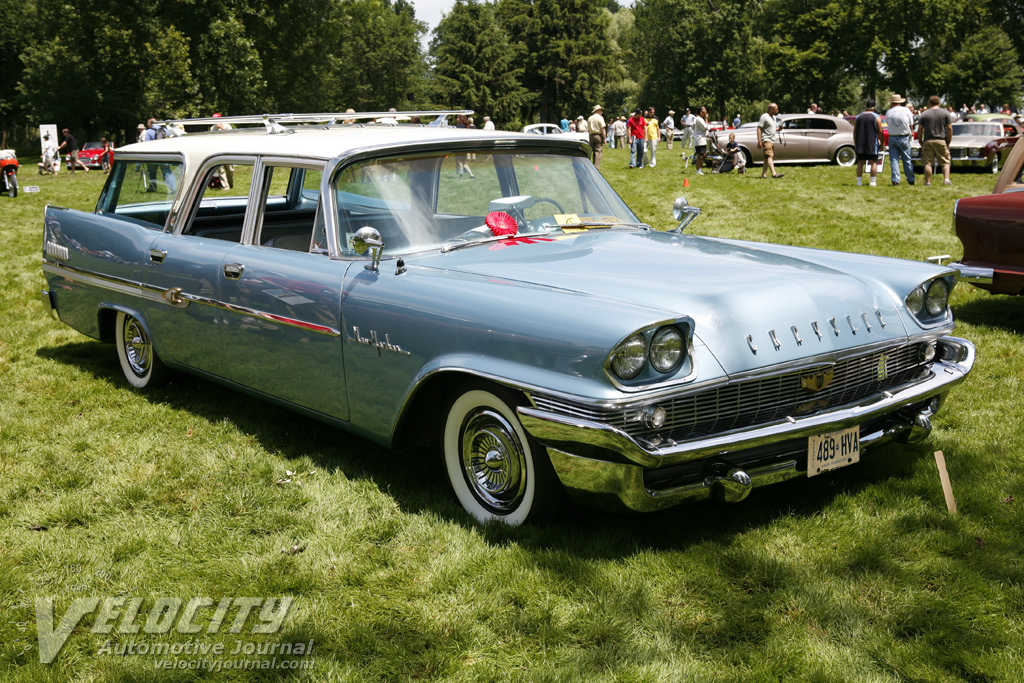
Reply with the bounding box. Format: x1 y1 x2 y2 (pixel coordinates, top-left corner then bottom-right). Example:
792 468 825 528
41 112 976 525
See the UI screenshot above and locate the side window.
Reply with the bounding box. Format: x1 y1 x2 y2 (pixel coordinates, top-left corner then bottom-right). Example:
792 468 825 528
809 118 837 130
256 166 322 251
96 159 184 229
783 119 809 130
181 162 255 242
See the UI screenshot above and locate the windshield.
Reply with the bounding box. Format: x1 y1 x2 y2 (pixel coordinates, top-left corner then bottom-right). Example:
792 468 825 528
952 123 1001 137
332 149 641 254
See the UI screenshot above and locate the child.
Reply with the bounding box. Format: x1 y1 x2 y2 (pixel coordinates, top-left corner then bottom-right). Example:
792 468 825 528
726 133 746 174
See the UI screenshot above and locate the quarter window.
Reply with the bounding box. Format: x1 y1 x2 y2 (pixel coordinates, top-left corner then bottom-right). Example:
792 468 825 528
96 159 184 229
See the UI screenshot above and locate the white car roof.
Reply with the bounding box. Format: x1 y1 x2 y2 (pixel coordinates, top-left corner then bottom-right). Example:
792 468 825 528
117 124 566 164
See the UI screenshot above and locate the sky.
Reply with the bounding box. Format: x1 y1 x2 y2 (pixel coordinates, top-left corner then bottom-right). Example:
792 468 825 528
412 0 454 47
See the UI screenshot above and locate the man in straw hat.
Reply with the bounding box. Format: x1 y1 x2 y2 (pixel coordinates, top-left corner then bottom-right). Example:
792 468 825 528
885 93 915 186
587 104 606 169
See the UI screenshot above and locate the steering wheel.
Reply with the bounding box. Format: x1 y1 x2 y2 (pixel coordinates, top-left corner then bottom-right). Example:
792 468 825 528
531 197 565 213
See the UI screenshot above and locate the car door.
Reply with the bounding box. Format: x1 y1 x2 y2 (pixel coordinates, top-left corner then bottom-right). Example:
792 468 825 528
804 117 840 160
145 156 256 376
216 159 350 420
778 118 810 160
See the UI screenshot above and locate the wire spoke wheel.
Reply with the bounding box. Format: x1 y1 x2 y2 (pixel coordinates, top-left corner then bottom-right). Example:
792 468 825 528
460 409 527 513
115 311 166 388
443 387 561 525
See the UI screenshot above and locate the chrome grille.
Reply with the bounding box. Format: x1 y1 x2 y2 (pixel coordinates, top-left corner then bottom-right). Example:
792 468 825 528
532 344 924 443
950 148 966 160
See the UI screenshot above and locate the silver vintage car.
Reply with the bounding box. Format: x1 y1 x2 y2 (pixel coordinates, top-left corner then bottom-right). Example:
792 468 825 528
727 113 857 167
41 111 975 525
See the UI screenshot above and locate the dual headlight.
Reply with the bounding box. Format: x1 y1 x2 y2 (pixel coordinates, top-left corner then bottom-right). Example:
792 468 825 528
609 326 685 381
969 147 981 158
905 277 951 322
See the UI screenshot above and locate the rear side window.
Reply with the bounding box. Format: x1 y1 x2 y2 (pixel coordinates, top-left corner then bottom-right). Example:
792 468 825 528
96 159 184 229
809 118 837 130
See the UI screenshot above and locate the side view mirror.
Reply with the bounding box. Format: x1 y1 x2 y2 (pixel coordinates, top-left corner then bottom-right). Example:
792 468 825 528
671 196 701 233
353 226 384 270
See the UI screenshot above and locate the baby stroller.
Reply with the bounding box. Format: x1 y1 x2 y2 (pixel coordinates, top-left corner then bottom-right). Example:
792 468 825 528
0 150 18 198
708 132 740 174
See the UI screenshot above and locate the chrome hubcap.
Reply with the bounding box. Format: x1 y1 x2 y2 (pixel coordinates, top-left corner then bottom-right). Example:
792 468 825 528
461 409 526 513
123 318 151 377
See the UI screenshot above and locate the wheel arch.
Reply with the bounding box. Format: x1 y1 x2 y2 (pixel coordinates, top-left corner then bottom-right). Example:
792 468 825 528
97 303 148 344
391 369 532 454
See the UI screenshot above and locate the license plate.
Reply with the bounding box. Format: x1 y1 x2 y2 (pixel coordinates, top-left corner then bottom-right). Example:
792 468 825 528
807 425 860 477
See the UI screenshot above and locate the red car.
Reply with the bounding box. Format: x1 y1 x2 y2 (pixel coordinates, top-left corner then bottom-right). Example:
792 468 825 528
78 141 113 170
844 114 898 148
950 141 1024 295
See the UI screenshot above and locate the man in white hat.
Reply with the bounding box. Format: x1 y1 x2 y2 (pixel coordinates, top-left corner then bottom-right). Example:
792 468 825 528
587 104 606 169
662 110 676 149
885 93 915 186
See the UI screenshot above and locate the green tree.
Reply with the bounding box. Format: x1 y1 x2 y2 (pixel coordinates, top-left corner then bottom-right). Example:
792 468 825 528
937 27 1023 109
143 27 200 119
429 0 532 126
496 0 617 122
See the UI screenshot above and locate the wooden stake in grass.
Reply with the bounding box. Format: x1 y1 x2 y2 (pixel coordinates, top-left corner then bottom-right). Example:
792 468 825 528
934 450 957 514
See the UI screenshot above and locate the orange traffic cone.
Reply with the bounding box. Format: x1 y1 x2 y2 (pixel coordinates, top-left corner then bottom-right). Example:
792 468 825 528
683 177 689 188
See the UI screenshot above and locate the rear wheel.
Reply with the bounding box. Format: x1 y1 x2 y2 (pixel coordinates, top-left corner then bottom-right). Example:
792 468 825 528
443 386 560 525
5 171 16 198
115 311 167 388
834 146 856 167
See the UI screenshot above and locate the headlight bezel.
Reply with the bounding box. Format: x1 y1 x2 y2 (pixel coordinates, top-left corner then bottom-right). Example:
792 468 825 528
905 275 954 326
606 320 693 388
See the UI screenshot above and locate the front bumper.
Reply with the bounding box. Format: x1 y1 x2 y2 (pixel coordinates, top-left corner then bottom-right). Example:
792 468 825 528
518 337 975 512
949 262 994 285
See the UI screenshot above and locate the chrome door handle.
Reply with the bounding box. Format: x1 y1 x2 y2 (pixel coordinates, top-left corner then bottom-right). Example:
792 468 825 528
223 263 244 279
149 249 167 264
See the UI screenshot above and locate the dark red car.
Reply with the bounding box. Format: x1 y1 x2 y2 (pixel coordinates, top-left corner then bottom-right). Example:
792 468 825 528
78 141 113 170
950 142 1024 295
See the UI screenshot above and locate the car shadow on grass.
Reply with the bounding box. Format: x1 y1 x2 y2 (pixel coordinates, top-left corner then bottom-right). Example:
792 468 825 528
37 340 936 555
35 340 451 520
954 293 1024 334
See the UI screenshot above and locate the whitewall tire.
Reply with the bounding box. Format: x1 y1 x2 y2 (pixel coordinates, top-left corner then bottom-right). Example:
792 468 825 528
115 311 166 388
443 387 557 525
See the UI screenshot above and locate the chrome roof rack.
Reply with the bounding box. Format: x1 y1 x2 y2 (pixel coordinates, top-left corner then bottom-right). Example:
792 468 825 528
160 110 474 135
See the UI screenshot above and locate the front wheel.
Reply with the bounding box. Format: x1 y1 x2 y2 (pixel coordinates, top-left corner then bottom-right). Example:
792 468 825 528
6 171 16 198
443 387 560 525
990 155 999 174
115 311 167 388
834 146 856 167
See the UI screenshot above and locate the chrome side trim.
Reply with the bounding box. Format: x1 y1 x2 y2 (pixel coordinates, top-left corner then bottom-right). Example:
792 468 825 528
42 261 188 308
42 260 341 336
949 262 994 285
519 337 975 470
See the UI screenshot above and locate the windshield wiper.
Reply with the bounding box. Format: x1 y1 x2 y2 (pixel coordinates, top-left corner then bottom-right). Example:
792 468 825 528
441 233 515 253
539 220 650 230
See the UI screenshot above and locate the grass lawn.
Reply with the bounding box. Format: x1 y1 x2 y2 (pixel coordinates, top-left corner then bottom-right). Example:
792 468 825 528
1 146 1023 681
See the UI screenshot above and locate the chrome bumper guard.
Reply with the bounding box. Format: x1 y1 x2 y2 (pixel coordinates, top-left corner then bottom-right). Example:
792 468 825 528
518 337 975 512
950 262 994 285
40 289 58 320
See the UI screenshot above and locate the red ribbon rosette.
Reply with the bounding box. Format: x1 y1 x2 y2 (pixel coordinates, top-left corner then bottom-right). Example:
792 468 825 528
485 211 518 237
